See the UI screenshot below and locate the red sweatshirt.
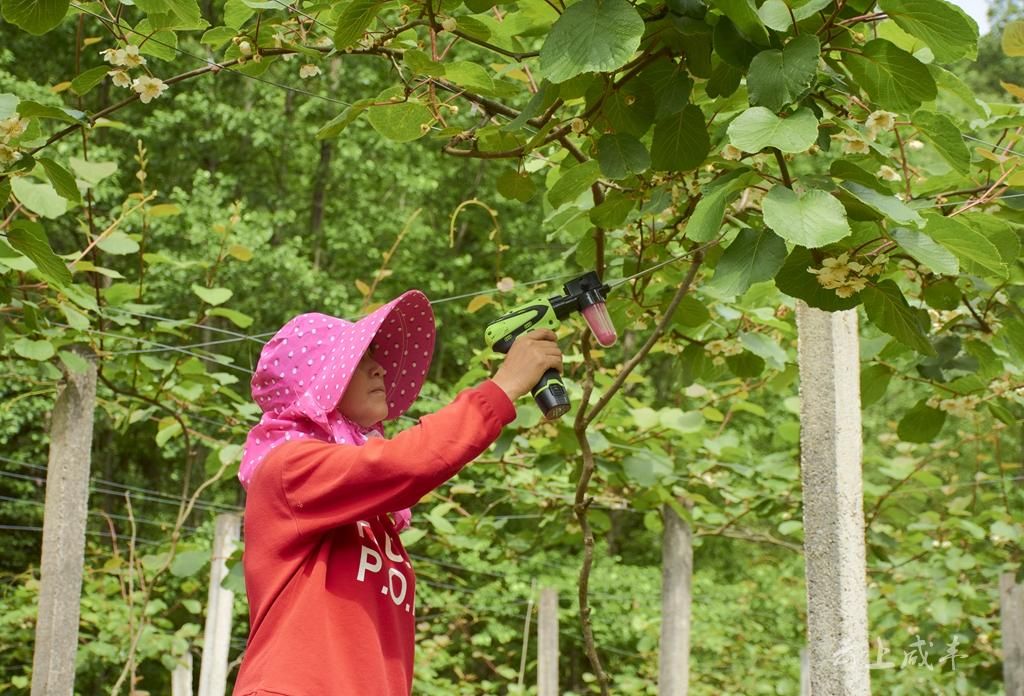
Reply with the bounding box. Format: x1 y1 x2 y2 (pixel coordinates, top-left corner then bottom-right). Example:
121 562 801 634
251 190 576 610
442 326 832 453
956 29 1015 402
233 380 516 696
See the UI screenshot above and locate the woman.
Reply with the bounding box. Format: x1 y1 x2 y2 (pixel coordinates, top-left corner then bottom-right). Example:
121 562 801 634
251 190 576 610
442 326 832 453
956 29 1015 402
232 289 562 695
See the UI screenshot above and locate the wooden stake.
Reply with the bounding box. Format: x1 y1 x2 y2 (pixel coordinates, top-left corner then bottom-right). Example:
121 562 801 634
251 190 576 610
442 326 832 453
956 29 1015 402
1001 572 1024 696
171 651 193 696
537 587 559 696
31 357 97 696
796 302 871 695
658 503 692 696
198 513 241 696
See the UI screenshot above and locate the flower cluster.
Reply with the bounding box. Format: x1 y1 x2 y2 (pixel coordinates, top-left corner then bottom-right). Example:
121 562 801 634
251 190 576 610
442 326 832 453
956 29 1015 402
807 252 887 298
102 44 168 104
926 394 982 418
705 339 743 365
0 115 29 166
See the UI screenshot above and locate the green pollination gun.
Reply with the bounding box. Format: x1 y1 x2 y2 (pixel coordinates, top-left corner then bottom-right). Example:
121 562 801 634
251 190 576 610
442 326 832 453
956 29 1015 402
485 271 618 420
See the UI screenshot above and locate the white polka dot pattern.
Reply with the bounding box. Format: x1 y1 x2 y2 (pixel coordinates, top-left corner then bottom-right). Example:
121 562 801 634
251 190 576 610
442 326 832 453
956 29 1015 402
238 290 436 488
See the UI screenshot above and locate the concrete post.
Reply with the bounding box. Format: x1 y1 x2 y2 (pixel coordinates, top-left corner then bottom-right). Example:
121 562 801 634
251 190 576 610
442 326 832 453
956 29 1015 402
198 513 241 696
537 587 559 696
796 302 870 695
31 357 97 696
659 503 692 696
171 651 193 696
1001 572 1024 696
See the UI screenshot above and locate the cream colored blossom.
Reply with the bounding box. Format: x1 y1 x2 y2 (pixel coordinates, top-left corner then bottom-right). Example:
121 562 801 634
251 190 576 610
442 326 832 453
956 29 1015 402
238 40 253 56
865 110 896 139
835 134 870 154
0 116 29 143
121 44 146 68
132 76 168 104
877 165 901 182
721 144 743 161
299 63 321 79
907 139 925 151
0 144 22 165
108 69 132 88
834 276 868 297
100 47 125 65
862 254 888 276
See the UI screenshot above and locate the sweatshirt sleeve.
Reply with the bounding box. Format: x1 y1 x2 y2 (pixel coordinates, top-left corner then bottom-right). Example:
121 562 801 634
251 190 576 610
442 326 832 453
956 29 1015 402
255 380 516 540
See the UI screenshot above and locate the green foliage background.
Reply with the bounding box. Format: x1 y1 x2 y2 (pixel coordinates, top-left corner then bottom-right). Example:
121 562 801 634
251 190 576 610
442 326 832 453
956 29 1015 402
0 0 1022 692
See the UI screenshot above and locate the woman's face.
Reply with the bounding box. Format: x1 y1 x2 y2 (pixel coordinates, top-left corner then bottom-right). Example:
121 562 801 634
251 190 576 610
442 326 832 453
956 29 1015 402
337 345 389 428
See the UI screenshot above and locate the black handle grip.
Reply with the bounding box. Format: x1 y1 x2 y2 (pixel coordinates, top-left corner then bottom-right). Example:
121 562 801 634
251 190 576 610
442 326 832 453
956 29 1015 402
531 368 570 420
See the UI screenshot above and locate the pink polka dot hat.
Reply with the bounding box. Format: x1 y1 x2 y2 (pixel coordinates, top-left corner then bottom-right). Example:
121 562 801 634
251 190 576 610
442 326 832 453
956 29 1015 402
239 290 436 490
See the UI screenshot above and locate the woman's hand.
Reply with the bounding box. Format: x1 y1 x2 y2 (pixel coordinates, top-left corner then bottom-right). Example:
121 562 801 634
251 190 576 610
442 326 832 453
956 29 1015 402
492 329 564 401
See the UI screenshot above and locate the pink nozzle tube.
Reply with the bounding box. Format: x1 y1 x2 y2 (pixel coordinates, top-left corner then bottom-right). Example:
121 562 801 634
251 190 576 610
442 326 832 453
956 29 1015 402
581 302 617 347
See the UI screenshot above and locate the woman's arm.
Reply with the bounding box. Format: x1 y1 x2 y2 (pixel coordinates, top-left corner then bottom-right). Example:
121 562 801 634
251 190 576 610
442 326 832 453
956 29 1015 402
256 380 516 539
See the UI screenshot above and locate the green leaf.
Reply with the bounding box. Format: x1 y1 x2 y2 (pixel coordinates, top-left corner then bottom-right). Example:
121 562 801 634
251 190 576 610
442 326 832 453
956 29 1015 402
890 227 958 275
334 0 385 49
10 177 67 218
841 39 936 112
910 110 971 175
757 0 830 30
708 0 769 44
968 214 1020 268
170 550 209 578
38 157 81 203
637 58 693 117
496 170 536 203
445 62 497 95
0 93 18 119
206 307 254 328
747 34 820 111
740 331 787 368
156 418 183 447
60 303 89 330
539 0 645 84
706 227 787 297
595 133 650 180
13 338 56 361
548 160 601 208
191 285 233 306
775 246 861 311
622 450 672 486
1003 20 1024 56
200 26 236 47
839 181 924 227
316 99 373 140
58 350 90 373
651 104 710 171
402 49 445 78
97 231 140 255
684 169 751 242
589 190 635 227
366 90 433 143
68 157 118 185
922 214 1008 279
863 279 934 355
929 596 962 624
878 0 977 63
595 80 656 137
659 408 704 433
17 101 84 123
727 107 818 154
860 364 892 407
2 0 69 34
223 0 253 28
7 221 70 286
762 186 851 247
70 65 111 96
